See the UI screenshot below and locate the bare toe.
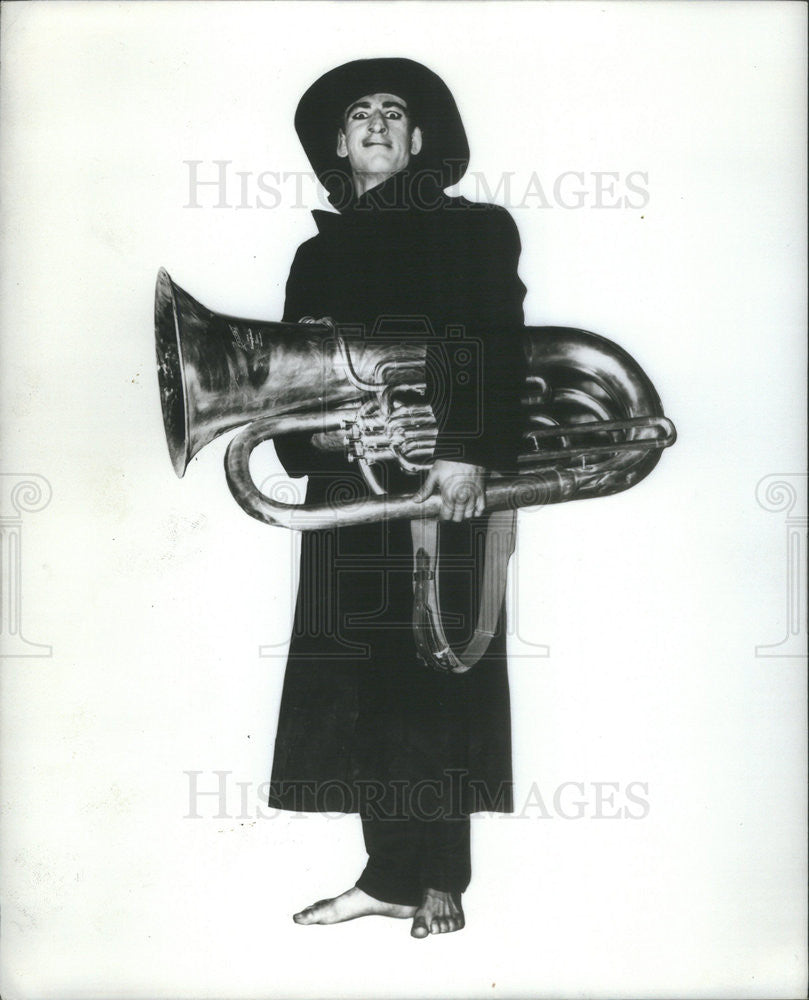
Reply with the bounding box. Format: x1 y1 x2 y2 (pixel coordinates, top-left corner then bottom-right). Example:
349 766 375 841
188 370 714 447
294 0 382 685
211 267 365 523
293 899 328 924
412 889 465 938
411 918 430 939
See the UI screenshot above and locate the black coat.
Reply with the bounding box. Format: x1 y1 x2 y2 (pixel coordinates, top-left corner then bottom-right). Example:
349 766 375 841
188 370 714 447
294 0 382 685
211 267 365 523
268 173 526 816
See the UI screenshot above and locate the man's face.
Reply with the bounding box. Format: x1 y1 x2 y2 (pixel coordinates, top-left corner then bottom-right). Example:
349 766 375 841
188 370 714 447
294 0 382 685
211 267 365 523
336 92 423 185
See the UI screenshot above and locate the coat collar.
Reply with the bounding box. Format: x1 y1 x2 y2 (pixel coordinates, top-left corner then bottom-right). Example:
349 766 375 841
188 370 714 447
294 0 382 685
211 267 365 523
311 171 451 235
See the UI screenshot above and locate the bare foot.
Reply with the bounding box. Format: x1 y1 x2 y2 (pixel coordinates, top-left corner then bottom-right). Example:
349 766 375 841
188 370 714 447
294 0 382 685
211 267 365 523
410 888 465 938
293 886 416 925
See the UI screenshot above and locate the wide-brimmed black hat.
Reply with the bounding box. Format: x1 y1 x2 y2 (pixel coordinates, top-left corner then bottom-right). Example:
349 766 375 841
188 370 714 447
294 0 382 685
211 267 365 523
295 58 469 205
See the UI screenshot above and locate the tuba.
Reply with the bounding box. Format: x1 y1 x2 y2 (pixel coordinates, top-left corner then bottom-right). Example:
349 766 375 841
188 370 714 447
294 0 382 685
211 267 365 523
155 268 676 671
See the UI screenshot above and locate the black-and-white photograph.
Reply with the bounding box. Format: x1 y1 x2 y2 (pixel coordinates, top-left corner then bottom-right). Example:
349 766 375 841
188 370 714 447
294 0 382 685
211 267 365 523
1 2 806 998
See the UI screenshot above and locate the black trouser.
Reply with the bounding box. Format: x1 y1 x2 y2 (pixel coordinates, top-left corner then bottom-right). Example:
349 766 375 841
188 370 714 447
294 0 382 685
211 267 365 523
355 813 471 907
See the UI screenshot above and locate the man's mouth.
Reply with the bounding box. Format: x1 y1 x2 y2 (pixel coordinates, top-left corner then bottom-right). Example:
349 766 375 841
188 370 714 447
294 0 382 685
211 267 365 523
363 140 392 148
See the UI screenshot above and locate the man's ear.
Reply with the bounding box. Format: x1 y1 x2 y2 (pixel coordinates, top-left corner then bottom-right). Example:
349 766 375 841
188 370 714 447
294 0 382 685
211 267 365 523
410 126 423 156
336 130 348 158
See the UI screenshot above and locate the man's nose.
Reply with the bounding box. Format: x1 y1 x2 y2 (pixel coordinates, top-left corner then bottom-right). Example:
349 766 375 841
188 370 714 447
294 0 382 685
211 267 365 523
367 111 388 133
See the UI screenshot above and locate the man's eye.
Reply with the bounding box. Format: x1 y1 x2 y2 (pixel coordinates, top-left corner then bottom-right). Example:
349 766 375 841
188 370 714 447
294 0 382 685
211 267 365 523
351 111 368 120
385 111 402 119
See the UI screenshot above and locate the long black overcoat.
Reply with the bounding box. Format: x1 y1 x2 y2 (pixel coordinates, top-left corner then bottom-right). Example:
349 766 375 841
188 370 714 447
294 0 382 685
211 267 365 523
268 173 526 817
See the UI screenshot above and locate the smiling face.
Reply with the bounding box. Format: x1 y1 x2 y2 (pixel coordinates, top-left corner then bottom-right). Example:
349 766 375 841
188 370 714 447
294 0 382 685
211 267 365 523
336 92 423 195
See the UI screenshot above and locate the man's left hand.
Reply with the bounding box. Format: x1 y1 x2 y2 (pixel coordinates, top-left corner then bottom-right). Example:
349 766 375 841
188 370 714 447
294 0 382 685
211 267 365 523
412 459 487 521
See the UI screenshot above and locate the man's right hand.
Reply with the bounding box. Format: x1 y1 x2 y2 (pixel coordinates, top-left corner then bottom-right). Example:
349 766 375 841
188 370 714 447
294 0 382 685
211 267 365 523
311 430 347 451
299 315 335 328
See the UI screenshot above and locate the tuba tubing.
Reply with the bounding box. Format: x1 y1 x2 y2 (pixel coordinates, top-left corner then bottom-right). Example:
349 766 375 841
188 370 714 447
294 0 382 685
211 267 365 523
223 410 586 529
155 267 676 528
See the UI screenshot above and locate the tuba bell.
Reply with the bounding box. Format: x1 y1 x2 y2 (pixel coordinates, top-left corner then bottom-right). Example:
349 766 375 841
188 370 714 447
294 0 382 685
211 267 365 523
155 267 676 671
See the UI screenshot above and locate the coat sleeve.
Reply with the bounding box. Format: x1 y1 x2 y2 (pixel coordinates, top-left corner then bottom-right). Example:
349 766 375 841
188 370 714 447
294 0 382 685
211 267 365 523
428 206 526 473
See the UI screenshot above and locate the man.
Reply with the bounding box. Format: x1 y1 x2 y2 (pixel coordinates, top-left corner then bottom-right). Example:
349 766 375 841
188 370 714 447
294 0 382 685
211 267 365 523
269 58 526 938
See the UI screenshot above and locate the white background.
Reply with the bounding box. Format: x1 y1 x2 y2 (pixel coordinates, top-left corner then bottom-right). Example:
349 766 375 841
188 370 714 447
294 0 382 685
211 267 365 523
0 2 806 997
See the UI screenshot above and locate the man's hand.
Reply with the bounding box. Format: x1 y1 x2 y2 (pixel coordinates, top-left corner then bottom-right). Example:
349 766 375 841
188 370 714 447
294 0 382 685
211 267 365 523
412 459 487 521
299 315 335 329
310 429 347 451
